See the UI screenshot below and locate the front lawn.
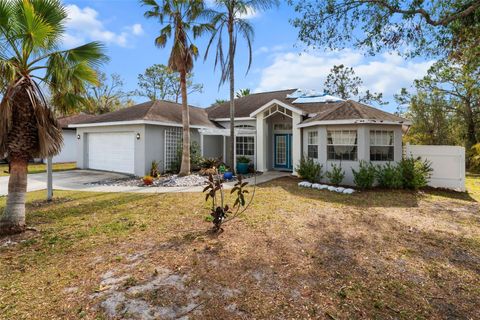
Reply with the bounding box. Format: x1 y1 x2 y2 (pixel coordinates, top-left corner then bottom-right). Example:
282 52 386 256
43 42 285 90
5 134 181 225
0 176 479 319
0 162 77 176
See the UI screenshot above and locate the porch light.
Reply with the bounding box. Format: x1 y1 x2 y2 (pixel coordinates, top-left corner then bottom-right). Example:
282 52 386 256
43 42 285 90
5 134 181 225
77 134 81 140
136 133 141 140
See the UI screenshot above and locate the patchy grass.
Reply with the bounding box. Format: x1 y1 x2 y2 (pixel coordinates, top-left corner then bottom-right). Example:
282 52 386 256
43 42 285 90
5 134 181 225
0 162 76 176
0 176 479 319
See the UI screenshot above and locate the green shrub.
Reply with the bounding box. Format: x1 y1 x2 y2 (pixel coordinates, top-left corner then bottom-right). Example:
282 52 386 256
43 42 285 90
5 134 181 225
469 143 480 173
237 156 250 163
201 157 220 169
375 162 403 189
326 163 345 185
171 141 203 173
150 160 160 178
296 156 323 183
352 161 376 189
398 157 433 190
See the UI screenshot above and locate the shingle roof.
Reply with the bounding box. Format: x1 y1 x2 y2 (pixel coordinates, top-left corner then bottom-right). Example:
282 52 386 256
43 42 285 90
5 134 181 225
57 114 97 129
73 100 219 128
207 89 408 123
206 89 298 118
300 100 407 124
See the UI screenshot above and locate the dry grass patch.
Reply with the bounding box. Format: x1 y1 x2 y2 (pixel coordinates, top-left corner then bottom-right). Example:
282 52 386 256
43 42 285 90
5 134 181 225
0 176 479 319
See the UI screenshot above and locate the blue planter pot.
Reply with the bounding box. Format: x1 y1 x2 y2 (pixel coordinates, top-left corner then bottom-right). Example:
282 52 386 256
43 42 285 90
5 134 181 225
236 162 249 174
223 171 233 180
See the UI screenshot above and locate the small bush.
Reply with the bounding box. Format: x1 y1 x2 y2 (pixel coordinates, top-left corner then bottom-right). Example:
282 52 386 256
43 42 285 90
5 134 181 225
469 143 480 173
171 141 203 173
398 157 433 190
376 162 403 189
201 157 220 169
296 156 323 183
326 163 345 185
150 161 160 178
237 156 250 163
352 161 376 189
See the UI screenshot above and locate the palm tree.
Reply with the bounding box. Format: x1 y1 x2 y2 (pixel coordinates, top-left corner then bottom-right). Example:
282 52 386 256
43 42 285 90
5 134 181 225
236 88 251 98
142 0 211 176
0 0 107 235
205 0 278 172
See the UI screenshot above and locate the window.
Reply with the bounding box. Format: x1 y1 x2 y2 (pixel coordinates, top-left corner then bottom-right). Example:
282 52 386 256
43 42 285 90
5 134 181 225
236 136 254 156
327 130 358 161
307 131 318 159
370 130 394 161
165 127 182 171
273 123 293 131
235 124 255 129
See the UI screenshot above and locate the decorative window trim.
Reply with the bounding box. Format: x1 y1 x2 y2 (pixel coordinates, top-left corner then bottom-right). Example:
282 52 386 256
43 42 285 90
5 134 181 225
370 130 394 161
273 123 293 131
327 130 358 161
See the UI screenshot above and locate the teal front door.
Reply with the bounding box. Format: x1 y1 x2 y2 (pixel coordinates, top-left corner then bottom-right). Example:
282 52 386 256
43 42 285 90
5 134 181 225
274 134 292 170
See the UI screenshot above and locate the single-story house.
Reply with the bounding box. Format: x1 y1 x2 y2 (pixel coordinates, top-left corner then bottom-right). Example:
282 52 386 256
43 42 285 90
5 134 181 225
70 89 410 185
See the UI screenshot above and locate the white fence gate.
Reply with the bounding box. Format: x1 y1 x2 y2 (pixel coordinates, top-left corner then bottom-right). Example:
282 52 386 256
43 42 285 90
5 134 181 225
405 144 465 191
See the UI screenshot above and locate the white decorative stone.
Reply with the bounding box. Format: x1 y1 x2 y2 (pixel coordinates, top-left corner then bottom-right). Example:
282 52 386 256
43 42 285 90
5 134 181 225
319 184 329 190
327 186 337 191
343 188 355 194
335 187 345 193
312 183 321 189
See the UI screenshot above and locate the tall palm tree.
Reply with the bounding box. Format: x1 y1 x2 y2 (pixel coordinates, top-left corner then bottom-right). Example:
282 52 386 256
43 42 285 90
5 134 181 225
142 0 211 176
0 0 107 235
205 0 278 172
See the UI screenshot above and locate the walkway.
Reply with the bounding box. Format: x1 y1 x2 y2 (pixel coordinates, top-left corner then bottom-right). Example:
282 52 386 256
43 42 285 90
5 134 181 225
0 170 292 196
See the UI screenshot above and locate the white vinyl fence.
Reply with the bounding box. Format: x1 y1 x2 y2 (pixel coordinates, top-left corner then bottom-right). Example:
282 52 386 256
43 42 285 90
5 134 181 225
405 144 465 191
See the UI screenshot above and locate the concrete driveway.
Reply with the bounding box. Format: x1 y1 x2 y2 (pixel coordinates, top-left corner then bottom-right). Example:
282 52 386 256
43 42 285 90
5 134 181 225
0 170 291 196
0 170 129 196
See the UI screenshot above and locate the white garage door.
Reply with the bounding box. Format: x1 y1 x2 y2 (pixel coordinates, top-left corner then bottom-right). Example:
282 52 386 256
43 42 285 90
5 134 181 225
87 132 135 174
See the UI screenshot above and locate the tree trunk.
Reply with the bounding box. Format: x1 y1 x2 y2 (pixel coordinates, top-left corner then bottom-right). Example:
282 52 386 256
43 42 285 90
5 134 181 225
464 99 478 150
228 13 236 174
0 157 28 235
179 70 191 176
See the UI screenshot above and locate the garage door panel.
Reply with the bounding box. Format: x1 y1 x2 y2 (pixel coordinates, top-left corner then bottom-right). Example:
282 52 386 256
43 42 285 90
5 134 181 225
88 132 135 174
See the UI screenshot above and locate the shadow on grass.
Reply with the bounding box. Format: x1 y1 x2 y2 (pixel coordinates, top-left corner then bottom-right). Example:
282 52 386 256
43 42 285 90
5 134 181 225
259 177 478 208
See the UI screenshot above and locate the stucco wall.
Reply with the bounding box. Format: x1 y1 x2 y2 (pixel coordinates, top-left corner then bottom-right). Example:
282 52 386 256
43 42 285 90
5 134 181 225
301 124 403 186
76 124 202 176
53 129 77 163
202 135 223 159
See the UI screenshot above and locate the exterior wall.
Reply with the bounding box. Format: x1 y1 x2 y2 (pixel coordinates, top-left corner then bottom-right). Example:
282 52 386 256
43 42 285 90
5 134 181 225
53 129 77 163
202 135 223 159
76 124 202 176
301 124 403 186
144 125 165 173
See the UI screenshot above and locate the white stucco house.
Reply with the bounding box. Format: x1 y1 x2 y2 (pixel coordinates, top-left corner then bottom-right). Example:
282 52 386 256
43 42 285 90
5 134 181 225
69 89 410 185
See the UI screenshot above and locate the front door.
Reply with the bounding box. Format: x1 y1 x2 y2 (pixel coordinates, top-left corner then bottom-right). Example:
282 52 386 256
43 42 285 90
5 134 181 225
274 134 292 170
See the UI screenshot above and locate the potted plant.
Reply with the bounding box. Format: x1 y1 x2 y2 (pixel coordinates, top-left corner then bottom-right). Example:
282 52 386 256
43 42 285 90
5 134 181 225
236 156 250 174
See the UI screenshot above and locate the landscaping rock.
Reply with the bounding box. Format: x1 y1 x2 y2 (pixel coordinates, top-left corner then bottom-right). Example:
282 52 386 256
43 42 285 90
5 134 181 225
343 188 355 194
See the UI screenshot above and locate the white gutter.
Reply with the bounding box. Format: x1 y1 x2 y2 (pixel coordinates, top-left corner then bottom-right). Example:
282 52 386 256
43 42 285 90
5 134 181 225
211 117 254 121
68 120 216 130
297 119 412 128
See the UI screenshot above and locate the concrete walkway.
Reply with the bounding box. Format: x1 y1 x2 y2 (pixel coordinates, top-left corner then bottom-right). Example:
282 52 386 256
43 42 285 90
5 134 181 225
0 170 291 196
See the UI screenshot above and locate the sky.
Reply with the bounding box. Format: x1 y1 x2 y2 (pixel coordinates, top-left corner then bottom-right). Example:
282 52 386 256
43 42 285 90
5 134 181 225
62 0 436 112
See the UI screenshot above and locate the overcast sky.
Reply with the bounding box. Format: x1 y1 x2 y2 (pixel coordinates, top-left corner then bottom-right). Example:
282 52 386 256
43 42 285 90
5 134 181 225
63 0 435 112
